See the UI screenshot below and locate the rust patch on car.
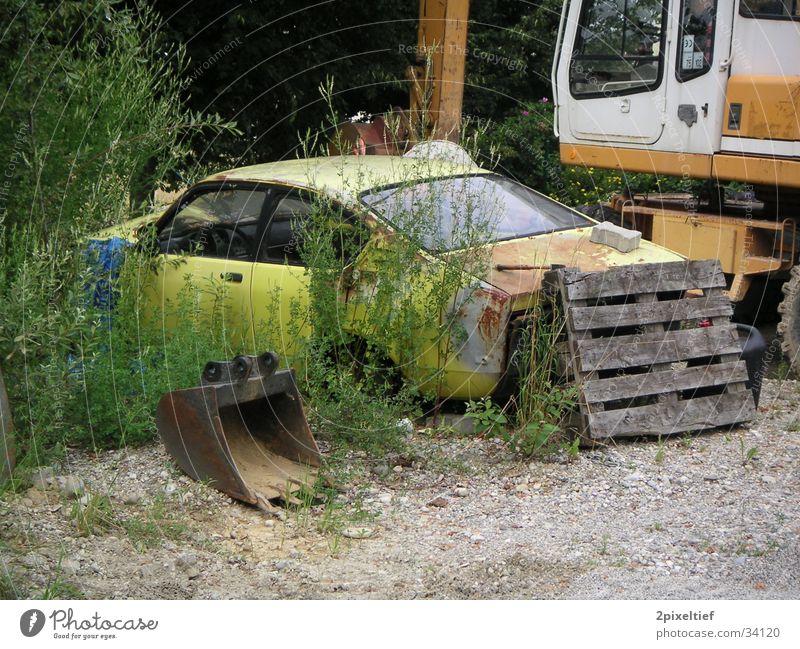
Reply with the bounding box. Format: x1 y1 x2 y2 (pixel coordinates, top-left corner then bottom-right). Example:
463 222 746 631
485 229 679 300
474 287 510 342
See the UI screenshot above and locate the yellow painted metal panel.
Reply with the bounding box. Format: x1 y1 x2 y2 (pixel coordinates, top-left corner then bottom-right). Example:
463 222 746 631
712 153 800 189
562 143 800 188
650 214 739 275
723 75 800 141
560 143 713 177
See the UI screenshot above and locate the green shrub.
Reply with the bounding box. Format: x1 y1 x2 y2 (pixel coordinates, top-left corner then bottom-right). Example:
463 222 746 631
511 303 578 455
73 248 233 449
0 1 237 460
466 303 577 457
465 397 509 437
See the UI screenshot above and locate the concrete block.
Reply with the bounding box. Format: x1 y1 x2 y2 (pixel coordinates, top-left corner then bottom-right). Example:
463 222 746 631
590 220 641 253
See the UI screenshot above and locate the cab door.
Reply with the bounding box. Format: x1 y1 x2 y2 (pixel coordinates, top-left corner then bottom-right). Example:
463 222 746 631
557 0 668 144
664 0 734 156
151 183 269 350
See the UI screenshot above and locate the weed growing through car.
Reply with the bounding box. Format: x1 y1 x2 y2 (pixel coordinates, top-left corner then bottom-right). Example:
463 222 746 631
271 89 504 455
73 244 234 449
465 300 577 457
296 160 506 451
512 300 577 455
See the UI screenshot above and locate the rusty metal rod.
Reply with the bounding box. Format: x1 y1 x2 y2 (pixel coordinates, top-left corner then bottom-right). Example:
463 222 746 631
494 264 552 271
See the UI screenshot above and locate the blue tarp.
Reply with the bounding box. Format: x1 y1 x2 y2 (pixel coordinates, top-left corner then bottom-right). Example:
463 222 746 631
83 237 131 313
69 237 134 378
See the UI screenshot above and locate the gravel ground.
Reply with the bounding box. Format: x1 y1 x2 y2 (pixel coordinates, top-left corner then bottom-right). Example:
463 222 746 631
1 378 798 600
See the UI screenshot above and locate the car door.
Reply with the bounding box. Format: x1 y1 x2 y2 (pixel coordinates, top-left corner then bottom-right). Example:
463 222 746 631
249 187 369 364
150 183 269 350
249 188 314 362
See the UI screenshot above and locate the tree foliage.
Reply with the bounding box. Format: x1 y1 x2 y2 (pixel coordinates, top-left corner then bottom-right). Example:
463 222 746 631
0 0 238 460
143 0 568 170
464 0 561 119
146 0 417 165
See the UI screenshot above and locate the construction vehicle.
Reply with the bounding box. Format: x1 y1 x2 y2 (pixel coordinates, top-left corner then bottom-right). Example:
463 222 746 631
347 0 791 372
551 0 800 368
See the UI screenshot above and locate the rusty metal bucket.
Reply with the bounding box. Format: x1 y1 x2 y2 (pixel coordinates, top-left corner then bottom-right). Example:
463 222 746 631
155 352 320 510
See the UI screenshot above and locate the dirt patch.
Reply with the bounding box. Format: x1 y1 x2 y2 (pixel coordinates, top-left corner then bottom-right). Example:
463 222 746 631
2 379 799 599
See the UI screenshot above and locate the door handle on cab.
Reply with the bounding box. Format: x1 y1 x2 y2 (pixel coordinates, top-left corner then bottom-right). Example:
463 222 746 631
220 272 243 283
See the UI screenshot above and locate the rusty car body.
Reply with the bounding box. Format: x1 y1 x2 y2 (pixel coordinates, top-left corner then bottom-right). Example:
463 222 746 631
98 152 684 399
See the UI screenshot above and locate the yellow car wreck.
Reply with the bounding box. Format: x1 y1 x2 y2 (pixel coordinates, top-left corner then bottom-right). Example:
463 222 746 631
98 152 683 400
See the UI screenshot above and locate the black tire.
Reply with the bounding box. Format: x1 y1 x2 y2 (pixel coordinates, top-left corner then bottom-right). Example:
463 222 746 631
732 277 783 324
777 266 800 373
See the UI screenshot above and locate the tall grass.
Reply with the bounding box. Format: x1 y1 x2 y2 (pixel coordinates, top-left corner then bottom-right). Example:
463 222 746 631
0 1 237 465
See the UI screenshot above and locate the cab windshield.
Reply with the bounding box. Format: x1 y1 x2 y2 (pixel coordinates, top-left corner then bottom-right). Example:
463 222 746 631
360 174 592 251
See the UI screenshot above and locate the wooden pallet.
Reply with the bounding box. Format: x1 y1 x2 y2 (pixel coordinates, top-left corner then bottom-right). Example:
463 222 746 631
543 260 756 440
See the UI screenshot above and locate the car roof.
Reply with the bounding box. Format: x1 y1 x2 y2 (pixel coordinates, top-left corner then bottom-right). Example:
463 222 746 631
202 155 487 201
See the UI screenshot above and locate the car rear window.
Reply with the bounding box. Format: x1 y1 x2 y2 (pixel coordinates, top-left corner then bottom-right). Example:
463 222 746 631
360 174 592 251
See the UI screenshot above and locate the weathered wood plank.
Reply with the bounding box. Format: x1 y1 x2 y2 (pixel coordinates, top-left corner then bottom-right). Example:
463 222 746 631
569 295 733 331
705 285 749 395
547 259 755 440
576 325 740 372
636 291 679 406
542 266 579 295
587 392 756 438
561 260 724 301
581 360 749 403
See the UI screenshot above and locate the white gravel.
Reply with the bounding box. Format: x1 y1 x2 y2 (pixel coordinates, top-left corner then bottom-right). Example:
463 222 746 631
1 378 798 599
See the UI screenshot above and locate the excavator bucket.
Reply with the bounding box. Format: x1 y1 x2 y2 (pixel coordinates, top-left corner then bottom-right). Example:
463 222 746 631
155 352 320 510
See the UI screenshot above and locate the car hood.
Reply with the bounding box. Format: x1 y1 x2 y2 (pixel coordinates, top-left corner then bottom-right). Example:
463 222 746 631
482 226 685 309
90 212 164 242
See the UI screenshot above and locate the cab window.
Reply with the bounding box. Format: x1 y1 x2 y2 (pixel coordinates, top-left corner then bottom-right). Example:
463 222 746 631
677 0 717 81
741 0 799 19
570 0 666 97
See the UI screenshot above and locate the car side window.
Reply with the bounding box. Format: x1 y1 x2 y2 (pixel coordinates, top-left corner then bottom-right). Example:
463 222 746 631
258 194 310 265
256 189 370 267
158 186 267 260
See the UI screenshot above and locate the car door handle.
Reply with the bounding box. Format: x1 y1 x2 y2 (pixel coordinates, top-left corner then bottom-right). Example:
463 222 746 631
220 272 243 283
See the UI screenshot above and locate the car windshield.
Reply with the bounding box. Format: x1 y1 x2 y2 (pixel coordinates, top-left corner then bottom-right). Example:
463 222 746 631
360 174 592 251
